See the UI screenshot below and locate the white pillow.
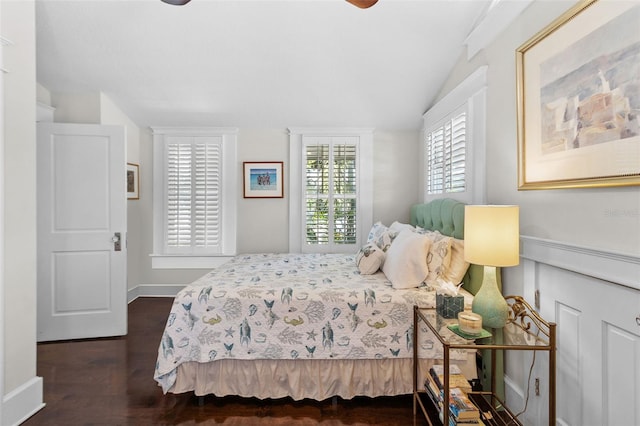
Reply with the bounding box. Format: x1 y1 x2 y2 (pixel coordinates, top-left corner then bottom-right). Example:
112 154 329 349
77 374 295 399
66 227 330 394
382 229 432 289
355 243 385 275
389 221 415 233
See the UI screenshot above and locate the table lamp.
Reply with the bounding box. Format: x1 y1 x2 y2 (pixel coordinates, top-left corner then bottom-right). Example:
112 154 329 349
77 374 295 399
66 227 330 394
464 205 519 329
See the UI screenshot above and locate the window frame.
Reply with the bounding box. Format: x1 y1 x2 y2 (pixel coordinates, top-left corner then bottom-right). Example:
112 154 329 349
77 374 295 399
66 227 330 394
422 66 488 205
288 128 373 254
151 127 238 269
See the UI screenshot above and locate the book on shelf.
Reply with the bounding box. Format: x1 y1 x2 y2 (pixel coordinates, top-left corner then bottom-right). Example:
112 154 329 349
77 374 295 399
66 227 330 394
424 374 480 423
448 387 480 422
429 364 473 394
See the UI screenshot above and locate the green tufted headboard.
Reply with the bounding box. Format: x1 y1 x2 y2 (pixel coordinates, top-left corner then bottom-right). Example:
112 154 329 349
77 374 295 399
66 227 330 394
409 198 499 296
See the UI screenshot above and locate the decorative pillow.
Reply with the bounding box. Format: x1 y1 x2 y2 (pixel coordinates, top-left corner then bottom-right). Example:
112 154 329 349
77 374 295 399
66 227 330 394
382 229 432 289
355 243 385 275
425 236 453 283
373 229 397 253
367 221 388 242
441 238 470 284
367 222 398 253
389 221 415 233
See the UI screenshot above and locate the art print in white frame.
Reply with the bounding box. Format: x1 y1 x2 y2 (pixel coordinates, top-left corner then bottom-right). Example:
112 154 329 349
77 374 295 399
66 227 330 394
243 161 284 198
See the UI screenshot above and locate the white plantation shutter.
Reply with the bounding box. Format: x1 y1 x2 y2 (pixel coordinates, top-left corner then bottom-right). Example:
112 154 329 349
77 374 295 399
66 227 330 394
194 141 221 249
303 136 358 250
448 112 466 192
426 108 466 195
165 136 223 254
305 143 330 244
333 142 357 245
166 141 193 248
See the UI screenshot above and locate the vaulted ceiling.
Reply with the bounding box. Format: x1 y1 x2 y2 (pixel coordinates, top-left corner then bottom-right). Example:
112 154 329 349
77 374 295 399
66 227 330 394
36 0 493 130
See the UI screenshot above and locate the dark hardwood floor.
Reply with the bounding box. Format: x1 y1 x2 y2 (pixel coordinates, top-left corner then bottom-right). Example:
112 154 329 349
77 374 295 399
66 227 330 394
23 297 430 426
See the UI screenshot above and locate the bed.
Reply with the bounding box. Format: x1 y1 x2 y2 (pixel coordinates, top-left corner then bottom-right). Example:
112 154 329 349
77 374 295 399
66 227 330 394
154 198 485 401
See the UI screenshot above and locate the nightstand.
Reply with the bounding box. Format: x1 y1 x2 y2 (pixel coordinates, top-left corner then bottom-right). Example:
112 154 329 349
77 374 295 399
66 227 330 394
413 296 556 425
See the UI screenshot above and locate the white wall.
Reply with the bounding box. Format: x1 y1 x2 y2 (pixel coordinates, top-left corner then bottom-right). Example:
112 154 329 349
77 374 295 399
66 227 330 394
1 1 44 424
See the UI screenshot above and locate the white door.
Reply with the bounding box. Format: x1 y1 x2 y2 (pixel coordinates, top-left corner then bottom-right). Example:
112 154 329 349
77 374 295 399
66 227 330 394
37 122 127 342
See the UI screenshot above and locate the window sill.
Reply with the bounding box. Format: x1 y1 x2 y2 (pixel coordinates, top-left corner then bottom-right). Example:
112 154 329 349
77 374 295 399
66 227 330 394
150 254 234 270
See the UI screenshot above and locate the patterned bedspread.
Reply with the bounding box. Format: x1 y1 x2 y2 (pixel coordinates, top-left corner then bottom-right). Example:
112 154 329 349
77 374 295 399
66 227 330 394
154 253 471 393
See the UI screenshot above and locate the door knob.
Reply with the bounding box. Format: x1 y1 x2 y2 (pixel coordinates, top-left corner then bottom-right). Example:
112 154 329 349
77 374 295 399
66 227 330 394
112 232 121 251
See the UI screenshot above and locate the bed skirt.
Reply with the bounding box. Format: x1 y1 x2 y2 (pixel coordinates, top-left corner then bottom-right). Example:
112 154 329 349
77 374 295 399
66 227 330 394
170 357 476 401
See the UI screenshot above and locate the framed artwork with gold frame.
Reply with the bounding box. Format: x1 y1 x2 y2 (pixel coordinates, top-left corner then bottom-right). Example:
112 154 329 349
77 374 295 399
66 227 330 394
516 0 640 190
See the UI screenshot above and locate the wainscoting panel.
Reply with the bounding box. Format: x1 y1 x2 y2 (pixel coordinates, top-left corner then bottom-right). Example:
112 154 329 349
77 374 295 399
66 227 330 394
555 302 581 426
603 322 640 426
520 236 640 426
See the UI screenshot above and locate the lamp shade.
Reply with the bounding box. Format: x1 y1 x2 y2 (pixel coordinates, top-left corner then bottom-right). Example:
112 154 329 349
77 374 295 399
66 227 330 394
464 205 519 267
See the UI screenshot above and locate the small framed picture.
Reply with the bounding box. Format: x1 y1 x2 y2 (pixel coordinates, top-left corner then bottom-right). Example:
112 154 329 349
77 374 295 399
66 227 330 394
243 161 284 198
127 163 139 200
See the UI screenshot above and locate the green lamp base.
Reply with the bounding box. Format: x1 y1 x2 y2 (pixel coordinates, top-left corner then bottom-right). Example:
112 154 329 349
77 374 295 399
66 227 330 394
471 265 509 329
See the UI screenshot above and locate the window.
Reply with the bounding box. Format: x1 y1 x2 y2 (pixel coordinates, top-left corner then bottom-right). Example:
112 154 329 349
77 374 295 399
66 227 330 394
152 127 237 269
289 128 373 253
425 107 467 195
422 66 487 204
304 138 358 246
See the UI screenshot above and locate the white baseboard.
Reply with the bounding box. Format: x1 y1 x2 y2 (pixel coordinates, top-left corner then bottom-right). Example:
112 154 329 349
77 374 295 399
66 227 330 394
127 284 185 302
2 376 45 426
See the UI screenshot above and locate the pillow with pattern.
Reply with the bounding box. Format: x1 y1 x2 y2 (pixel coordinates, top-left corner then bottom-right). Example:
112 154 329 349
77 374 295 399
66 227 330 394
425 236 453 284
367 221 397 253
367 221 388 242
355 242 385 274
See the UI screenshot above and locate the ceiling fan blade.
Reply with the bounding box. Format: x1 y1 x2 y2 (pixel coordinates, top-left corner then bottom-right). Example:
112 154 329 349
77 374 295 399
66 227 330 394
346 0 379 8
161 0 191 5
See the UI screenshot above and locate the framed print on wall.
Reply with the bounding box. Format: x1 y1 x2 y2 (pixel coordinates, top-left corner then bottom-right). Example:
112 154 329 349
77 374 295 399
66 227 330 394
516 0 640 190
243 161 284 198
127 163 139 200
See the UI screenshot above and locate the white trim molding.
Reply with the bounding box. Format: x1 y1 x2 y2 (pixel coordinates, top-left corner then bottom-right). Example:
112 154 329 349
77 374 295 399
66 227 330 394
2 377 44 426
464 0 534 60
521 236 640 291
128 284 186 303
149 255 233 270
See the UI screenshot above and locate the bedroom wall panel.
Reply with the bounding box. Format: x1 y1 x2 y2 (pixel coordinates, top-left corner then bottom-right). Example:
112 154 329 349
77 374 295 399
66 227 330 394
50 91 101 124
236 128 289 254
517 236 640 426
371 130 420 225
